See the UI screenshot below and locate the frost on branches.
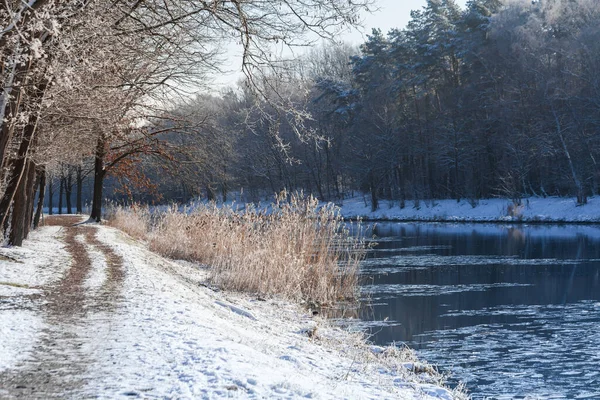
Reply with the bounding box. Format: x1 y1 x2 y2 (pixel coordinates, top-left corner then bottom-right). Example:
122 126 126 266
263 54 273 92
0 0 373 245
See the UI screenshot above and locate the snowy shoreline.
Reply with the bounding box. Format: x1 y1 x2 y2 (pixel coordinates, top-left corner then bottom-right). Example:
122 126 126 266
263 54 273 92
348 217 600 224
178 195 600 225
0 220 463 399
335 196 600 224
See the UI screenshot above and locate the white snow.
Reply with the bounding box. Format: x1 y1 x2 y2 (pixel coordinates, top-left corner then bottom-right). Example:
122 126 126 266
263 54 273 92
0 223 460 399
0 226 70 373
335 196 600 223
183 194 600 223
0 311 42 372
0 225 70 289
366 221 600 241
79 234 107 291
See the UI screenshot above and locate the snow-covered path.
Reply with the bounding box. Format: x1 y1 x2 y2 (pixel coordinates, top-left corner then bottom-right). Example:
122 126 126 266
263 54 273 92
0 216 459 399
0 216 125 398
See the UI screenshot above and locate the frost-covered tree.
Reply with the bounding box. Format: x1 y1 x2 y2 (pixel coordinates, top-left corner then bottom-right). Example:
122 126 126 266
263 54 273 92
1 0 375 244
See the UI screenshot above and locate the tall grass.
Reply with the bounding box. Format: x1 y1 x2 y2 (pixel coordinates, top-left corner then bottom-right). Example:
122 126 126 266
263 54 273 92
107 204 150 240
109 194 364 304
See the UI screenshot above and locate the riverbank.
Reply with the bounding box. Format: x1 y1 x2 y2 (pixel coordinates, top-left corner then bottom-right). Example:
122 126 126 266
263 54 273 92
336 196 600 223
0 216 462 399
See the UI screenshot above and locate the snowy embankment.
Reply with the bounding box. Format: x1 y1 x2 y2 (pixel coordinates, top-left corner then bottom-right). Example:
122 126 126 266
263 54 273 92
336 196 600 223
0 219 460 399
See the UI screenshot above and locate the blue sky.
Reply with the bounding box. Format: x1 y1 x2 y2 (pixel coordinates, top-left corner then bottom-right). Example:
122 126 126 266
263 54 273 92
213 0 468 87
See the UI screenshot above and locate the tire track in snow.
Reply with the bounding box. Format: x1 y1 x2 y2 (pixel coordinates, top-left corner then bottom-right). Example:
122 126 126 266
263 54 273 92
83 228 124 312
0 216 125 399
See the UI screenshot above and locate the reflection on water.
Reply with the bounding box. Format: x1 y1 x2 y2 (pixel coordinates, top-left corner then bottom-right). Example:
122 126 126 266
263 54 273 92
359 223 600 399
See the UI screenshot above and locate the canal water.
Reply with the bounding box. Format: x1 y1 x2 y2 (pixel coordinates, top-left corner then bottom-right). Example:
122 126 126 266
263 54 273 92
358 223 600 399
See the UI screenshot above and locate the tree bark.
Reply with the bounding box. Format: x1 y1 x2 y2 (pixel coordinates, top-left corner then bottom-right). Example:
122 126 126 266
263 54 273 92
48 177 53 215
33 167 46 228
65 169 73 214
23 162 38 239
58 176 64 215
221 165 228 203
369 170 378 212
206 183 216 202
76 166 83 214
90 135 106 222
0 112 43 230
8 165 29 246
553 109 586 204
9 160 35 246
0 55 32 174
0 67 48 238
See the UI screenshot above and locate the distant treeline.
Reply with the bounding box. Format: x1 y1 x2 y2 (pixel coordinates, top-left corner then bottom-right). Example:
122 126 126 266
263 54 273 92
136 0 600 210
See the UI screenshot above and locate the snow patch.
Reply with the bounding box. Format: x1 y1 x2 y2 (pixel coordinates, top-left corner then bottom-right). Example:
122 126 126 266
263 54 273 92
79 234 107 292
0 310 43 372
336 196 600 223
0 225 69 373
0 225 70 288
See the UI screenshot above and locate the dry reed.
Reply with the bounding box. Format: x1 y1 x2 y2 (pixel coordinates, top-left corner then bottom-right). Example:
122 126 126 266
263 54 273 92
109 193 364 304
107 204 150 240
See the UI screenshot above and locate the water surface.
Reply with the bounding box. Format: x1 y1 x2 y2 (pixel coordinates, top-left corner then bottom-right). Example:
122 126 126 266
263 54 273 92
359 223 600 399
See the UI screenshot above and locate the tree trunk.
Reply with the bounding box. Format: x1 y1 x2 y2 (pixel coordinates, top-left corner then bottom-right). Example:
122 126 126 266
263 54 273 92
221 164 228 202
0 54 32 175
8 165 29 246
369 170 378 212
553 109 586 204
33 167 46 228
9 160 36 246
453 125 461 202
0 94 45 231
76 166 83 214
23 162 38 239
0 0 62 173
58 176 64 215
48 178 53 215
206 183 216 201
90 135 106 222
65 169 72 214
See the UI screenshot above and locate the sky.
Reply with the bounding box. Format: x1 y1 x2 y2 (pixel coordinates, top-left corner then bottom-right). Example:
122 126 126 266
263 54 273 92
213 0 468 88
345 0 468 44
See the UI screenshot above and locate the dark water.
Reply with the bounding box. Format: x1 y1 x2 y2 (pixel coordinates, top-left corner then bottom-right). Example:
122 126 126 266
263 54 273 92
358 223 600 399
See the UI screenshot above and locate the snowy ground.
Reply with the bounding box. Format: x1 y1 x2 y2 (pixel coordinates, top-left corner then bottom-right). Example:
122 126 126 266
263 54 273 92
181 194 600 223
0 216 460 399
335 196 600 223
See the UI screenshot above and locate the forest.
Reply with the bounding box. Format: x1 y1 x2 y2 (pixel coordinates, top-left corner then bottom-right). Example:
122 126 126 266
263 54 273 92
2 0 600 245
135 0 600 211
